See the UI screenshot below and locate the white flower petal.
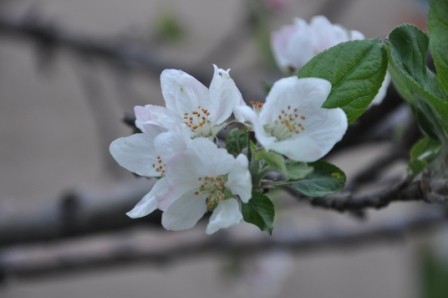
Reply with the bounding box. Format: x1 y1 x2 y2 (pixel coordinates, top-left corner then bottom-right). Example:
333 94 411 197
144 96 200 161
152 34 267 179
126 179 167 218
187 137 234 177
350 30 365 40
267 135 322 162
226 154 252 203
233 97 250 122
209 65 243 124
260 77 332 125
285 107 347 161
134 105 180 133
271 16 366 73
206 199 242 234
271 24 296 71
271 19 313 71
162 191 207 231
164 152 202 192
153 130 190 158
246 76 346 161
109 133 159 177
310 16 349 50
161 69 209 114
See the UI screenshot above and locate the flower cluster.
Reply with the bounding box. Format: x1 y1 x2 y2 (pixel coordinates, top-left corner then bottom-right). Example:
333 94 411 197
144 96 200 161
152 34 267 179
110 14 392 234
110 66 252 234
110 65 347 234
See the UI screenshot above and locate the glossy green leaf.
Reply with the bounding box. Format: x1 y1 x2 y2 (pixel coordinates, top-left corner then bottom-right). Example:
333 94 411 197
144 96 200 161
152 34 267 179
428 0 448 93
290 161 346 197
242 192 275 234
297 39 388 123
387 25 448 138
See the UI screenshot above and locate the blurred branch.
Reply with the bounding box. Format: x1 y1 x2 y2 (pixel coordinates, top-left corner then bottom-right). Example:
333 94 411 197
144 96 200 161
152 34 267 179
0 180 162 248
0 14 209 81
1 206 446 280
1 173 446 248
285 175 448 212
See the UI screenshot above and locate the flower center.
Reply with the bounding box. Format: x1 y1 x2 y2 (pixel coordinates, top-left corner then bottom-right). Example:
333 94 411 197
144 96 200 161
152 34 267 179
151 155 165 176
183 106 213 137
264 105 307 140
195 176 228 211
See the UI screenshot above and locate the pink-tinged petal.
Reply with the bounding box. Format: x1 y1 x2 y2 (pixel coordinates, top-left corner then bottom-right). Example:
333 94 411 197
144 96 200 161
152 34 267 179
126 179 167 218
209 65 243 124
162 191 207 231
134 105 179 133
206 199 242 234
260 77 331 125
226 154 252 203
160 69 209 115
109 133 159 177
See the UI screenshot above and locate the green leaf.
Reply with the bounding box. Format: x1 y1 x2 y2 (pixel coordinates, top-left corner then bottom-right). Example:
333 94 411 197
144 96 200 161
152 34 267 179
226 128 248 156
297 39 388 123
255 150 287 175
242 192 275 234
408 137 441 177
285 161 314 180
387 25 448 139
290 161 346 197
429 0 448 93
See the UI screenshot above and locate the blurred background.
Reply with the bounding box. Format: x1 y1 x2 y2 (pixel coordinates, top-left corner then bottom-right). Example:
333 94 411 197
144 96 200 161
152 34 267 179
1 0 448 297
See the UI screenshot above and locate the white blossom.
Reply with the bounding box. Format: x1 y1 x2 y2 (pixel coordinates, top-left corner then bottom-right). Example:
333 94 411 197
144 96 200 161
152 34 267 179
109 129 190 217
160 138 252 234
271 15 364 72
235 77 347 162
135 65 243 138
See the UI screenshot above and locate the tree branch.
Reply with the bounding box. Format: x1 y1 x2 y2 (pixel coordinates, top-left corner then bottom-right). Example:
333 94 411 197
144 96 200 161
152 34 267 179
285 179 430 212
1 206 446 280
0 180 162 248
2 174 446 248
